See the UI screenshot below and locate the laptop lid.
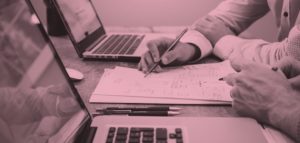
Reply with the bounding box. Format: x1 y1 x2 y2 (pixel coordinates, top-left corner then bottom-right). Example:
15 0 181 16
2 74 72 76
0 0 93 142
50 0 106 57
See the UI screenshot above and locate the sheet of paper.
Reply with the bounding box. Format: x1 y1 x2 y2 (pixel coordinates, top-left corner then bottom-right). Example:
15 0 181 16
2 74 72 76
92 61 235 102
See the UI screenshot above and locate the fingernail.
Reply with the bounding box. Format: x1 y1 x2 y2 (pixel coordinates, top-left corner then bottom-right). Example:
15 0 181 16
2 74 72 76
143 68 147 73
162 57 168 64
271 67 278 71
153 57 159 62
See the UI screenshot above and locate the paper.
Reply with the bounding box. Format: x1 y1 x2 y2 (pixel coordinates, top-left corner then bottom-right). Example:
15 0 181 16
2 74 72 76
92 61 235 102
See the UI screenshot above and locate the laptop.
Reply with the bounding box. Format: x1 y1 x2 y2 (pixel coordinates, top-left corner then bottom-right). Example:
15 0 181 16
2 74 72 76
0 1 269 143
45 0 174 61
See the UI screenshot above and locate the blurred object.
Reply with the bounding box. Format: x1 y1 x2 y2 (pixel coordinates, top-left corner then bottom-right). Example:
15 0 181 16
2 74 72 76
44 0 67 36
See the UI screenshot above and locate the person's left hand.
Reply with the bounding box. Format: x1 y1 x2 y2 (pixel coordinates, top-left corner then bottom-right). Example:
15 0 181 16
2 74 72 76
192 15 235 46
223 58 298 125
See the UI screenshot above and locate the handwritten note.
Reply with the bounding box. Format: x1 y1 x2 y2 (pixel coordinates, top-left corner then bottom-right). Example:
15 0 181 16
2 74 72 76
93 61 235 101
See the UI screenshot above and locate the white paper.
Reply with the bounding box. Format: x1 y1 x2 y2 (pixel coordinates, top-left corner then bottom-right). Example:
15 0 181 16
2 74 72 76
92 61 235 102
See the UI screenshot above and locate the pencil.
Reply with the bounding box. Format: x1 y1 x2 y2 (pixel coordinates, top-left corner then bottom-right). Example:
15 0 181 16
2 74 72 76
144 28 188 77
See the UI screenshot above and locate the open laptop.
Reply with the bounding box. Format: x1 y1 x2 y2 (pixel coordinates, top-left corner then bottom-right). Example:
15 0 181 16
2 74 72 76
1 1 269 143
46 0 174 61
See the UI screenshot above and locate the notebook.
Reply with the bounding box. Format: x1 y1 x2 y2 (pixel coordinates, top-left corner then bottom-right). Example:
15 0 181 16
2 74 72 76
44 0 174 61
0 1 268 142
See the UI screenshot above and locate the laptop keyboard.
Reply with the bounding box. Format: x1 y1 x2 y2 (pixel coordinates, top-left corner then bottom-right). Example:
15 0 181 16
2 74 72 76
105 127 184 143
93 34 145 55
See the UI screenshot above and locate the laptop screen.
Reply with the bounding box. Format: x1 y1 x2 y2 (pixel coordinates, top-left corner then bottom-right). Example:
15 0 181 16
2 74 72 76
0 1 90 143
55 0 102 43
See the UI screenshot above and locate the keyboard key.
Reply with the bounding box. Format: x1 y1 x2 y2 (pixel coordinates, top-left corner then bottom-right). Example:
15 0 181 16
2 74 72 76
169 133 176 139
175 128 182 134
156 128 167 140
125 35 144 55
115 141 126 143
105 137 113 143
109 127 116 133
176 138 183 143
176 133 182 139
129 138 140 143
130 132 141 138
103 35 123 54
110 35 131 54
140 128 154 132
143 132 154 137
107 132 115 138
116 135 127 141
130 127 141 133
157 140 167 143
93 35 118 54
142 137 153 143
117 127 129 135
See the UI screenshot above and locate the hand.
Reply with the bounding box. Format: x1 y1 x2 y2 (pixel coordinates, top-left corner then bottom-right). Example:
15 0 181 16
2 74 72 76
42 83 81 117
138 37 199 73
275 57 300 91
223 58 299 127
193 15 235 46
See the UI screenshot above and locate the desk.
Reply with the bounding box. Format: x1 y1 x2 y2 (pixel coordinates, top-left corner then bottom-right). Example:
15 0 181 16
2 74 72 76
50 26 237 117
49 26 296 143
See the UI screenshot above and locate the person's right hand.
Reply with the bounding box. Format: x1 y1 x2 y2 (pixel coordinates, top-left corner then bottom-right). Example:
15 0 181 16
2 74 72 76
275 57 300 91
138 37 200 73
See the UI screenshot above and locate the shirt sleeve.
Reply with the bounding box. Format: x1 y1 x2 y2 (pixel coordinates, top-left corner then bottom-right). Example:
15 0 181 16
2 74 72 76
208 0 270 34
214 24 300 65
180 29 213 62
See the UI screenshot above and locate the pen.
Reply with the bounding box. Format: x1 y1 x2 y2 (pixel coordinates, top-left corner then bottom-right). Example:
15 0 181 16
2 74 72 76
128 111 180 116
99 110 180 116
97 106 182 111
144 28 188 77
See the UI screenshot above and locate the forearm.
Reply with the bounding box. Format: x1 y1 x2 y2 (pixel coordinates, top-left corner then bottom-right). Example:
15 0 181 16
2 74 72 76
268 94 300 142
213 35 289 65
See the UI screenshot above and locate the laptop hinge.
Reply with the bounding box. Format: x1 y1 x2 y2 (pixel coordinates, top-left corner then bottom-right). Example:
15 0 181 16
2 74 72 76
75 123 98 143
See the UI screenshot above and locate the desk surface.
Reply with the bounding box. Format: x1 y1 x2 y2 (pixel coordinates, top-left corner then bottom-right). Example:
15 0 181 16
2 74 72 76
50 26 238 117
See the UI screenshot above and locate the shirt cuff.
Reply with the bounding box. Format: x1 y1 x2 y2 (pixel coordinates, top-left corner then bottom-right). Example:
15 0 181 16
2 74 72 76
180 29 213 62
213 35 245 60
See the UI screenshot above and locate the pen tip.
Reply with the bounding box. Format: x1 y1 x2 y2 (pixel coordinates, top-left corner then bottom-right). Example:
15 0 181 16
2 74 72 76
168 111 180 116
218 77 224 81
169 107 182 111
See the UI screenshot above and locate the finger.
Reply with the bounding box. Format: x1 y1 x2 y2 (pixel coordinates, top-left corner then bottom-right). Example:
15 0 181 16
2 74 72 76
147 42 161 62
154 65 163 73
288 75 300 90
204 15 219 22
229 55 253 72
161 50 179 65
58 98 81 116
143 52 156 73
139 53 150 73
222 73 239 86
137 61 142 71
230 86 241 99
232 98 250 117
276 57 300 78
48 84 69 97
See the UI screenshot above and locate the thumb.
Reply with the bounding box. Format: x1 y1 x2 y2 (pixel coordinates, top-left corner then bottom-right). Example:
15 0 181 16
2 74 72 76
276 57 300 78
222 73 239 86
288 75 300 90
161 50 179 65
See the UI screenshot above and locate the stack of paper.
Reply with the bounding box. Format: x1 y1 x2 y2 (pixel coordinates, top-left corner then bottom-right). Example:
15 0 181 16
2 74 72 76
90 61 235 105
